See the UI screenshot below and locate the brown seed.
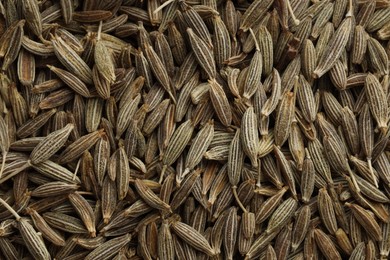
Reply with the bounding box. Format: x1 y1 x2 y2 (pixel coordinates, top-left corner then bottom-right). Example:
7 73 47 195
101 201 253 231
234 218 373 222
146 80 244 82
158 220 175 260
243 31 262 100
256 186 288 224
274 90 295 147
292 205 311 252
187 28 216 81
26 207 65 246
68 192 96 237
224 207 238 260
143 43 176 103
274 146 298 198
161 119 194 181
313 17 352 78
346 202 382 241
84 234 132 260
318 188 338 235
241 107 259 167
365 73 389 132
51 35 93 84
30 123 74 164
213 15 231 69
367 36 389 75
208 79 232 127
134 178 171 212
239 0 273 32
48 65 91 97
183 121 214 177
58 129 105 164
171 220 216 256
266 197 298 234
2 20 24 71
314 228 342 260
170 169 201 211
0 198 51 260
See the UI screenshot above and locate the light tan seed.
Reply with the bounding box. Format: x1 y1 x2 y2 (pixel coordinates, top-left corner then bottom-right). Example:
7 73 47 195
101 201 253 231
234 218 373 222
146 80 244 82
85 97 104 133
359 104 374 173
48 65 91 97
228 129 244 190
366 8 390 32
301 39 317 83
31 182 78 198
161 119 194 178
116 94 141 139
289 120 305 170
245 228 279 259
352 25 367 65
17 48 35 87
18 217 52 260
0 198 51 260
32 160 81 184
176 72 199 121
0 116 10 179
16 108 57 139
335 228 353 255
243 31 262 99
2 20 24 71
93 135 109 186
94 35 116 84
143 99 171 136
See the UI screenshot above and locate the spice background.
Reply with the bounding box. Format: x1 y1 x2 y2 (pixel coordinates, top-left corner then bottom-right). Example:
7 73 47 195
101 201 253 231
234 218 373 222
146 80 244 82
0 0 390 259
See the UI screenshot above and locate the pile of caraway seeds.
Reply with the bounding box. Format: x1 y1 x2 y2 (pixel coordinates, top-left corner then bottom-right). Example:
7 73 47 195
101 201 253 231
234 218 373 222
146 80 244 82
1 0 390 259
